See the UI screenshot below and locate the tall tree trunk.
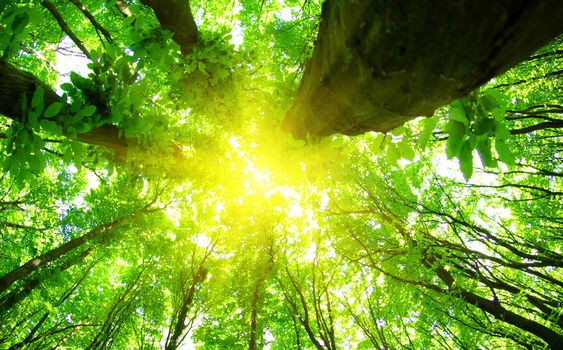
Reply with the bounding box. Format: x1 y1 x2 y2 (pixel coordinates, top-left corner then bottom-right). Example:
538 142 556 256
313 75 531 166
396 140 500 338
283 0 563 138
247 283 260 350
0 247 93 314
6 259 98 348
89 268 146 350
165 266 207 350
0 207 154 294
0 219 120 294
247 243 275 350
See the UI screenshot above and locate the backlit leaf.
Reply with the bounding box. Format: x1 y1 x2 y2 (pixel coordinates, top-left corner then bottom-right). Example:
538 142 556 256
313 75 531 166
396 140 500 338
44 102 64 118
459 140 473 181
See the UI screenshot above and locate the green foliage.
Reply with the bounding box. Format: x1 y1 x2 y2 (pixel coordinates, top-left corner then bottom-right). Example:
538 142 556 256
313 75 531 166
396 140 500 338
0 1 561 349
0 5 42 59
443 89 516 180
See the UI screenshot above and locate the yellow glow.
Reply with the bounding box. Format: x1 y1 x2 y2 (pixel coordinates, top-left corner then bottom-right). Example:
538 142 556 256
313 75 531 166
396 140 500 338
177 129 340 254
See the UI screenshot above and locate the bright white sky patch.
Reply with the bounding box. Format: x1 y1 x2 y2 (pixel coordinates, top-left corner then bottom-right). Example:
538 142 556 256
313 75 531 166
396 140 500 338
230 22 244 49
55 36 90 91
228 1 244 49
277 7 299 21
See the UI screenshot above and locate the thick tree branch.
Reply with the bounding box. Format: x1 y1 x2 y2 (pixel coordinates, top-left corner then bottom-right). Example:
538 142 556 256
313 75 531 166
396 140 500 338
0 220 121 294
141 0 199 54
40 0 92 60
0 59 129 156
0 205 158 295
0 59 59 120
0 247 94 314
283 0 563 138
68 0 113 43
165 267 207 350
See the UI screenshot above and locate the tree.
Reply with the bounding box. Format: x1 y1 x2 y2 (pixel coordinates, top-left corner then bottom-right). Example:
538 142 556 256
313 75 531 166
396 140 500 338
330 177 562 348
1 1 561 349
282 0 563 137
2 1 562 154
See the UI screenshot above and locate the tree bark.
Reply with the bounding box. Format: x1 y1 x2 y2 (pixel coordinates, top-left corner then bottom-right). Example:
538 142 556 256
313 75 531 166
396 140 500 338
247 281 261 350
0 219 122 294
283 0 563 138
141 0 199 55
433 265 563 349
0 60 130 157
0 247 93 314
165 267 207 350
0 206 155 294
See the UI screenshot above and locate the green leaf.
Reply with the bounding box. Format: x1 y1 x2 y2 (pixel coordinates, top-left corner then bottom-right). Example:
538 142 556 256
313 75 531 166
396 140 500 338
391 126 406 136
459 140 474 181
478 94 496 112
418 116 439 149
60 83 74 92
398 141 415 161
491 107 506 121
27 153 43 173
81 105 97 117
75 122 92 134
21 92 27 114
476 137 497 168
2 155 13 172
39 119 62 135
31 86 44 114
198 61 207 73
495 139 515 166
63 146 73 164
69 71 83 86
66 126 77 138
186 61 197 74
493 121 511 140
482 89 507 105
369 133 385 154
26 8 43 26
70 101 82 113
449 105 468 125
31 133 45 151
445 120 466 159
473 117 494 135
386 143 400 166
71 142 83 164
11 13 29 34
44 102 64 118
27 109 40 129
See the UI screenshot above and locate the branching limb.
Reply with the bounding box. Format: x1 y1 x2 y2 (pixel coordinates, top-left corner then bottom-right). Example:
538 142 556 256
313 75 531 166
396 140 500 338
68 0 113 43
40 0 92 60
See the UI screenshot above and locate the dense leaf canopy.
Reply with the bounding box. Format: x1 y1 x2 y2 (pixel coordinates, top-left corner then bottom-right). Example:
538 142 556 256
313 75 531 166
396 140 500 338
0 1 562 349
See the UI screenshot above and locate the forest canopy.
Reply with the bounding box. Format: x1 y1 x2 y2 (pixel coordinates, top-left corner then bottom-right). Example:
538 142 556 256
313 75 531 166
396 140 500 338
0 0 562 349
